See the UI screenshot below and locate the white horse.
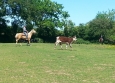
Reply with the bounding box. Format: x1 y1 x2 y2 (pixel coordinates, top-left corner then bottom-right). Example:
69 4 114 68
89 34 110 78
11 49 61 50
15 29 36 46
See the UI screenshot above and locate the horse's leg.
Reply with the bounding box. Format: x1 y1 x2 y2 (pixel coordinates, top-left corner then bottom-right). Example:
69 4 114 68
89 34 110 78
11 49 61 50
27 39 30 46
26 40 29 45
102 41 103 45
16 39 21 46
101 39 103 45
16 39 18 45
20 42 22 46
18 39 22 46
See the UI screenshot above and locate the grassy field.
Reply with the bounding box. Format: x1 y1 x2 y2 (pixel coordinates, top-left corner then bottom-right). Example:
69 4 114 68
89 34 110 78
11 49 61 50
0 43 115 83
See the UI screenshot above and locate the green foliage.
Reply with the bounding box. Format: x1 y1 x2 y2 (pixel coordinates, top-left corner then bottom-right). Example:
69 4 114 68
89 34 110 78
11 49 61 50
76 38 90 44
0 0 70 42
34 38 43 43
76 9 115 44
88 10 115 43
63 20 75 36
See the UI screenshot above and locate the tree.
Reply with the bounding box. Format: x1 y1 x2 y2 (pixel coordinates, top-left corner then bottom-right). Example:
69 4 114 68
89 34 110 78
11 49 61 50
87 10 115 42
0 0 70 42
63 20 75 37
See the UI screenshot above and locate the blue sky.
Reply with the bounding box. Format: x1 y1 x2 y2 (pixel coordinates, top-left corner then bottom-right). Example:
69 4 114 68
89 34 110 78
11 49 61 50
52 0 115 26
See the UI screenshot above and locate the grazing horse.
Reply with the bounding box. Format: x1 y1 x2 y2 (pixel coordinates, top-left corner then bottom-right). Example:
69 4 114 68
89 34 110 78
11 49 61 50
99 36 104 44
15 29 36 46
55 36 77 49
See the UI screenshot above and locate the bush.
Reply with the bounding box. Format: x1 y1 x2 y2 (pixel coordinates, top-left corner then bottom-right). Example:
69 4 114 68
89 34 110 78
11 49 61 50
32 38 43 43
38 38 44 43
75 38 90 44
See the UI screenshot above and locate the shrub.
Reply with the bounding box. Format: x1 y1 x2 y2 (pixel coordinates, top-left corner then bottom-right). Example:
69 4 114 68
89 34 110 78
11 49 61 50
75 38 90 44
33 38 43 43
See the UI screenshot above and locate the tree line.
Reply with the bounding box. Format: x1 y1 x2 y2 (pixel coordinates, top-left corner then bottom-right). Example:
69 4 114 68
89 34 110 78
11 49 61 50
0 0 115 44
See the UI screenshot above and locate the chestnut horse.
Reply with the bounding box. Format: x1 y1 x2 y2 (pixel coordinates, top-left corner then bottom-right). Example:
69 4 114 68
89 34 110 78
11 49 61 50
15 29 36 46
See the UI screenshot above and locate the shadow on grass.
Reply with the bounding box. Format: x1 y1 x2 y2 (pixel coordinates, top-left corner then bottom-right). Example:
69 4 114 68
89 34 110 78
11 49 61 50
15 44 31 47
55 48 77 51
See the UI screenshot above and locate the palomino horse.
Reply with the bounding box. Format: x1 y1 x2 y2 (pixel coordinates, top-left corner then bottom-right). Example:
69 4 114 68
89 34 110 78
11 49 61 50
15 29 36 46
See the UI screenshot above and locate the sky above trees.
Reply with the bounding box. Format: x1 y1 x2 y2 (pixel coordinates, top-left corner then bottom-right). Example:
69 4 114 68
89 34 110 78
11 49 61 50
52 0 115 26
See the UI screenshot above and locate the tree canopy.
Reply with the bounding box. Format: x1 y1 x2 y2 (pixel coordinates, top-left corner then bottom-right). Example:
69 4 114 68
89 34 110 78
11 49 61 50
0 0 71 42
76 9 115 44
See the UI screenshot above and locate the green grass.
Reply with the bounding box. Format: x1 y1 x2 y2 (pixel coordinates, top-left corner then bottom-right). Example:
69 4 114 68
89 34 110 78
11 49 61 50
0 43 115 83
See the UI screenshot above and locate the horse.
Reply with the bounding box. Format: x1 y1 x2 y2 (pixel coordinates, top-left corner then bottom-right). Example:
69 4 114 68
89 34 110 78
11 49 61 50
99 37 104 45
15 29 36 46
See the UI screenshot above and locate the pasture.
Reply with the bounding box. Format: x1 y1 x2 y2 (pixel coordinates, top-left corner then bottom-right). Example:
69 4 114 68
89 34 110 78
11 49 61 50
0 43 115 83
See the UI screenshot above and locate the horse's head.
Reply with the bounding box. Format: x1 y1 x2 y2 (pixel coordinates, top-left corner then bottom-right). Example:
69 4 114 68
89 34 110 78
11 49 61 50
31 29 36 34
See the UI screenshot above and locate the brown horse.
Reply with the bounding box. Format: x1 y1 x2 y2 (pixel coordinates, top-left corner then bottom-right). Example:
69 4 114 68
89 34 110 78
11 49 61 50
15 29 36 46
99 37 104 44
